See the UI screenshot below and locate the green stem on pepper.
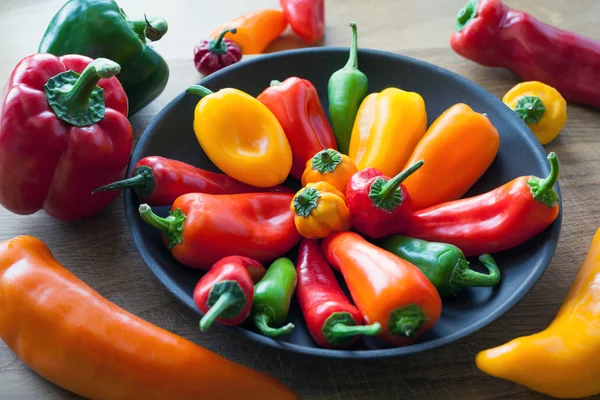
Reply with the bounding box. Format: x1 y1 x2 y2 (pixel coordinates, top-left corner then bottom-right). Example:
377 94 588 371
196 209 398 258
138 203 186 248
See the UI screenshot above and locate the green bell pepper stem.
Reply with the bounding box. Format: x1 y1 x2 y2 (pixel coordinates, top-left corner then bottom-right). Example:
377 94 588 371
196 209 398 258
253 314 295 337
130 15 168 42
186 85 215 98
449 254 501 289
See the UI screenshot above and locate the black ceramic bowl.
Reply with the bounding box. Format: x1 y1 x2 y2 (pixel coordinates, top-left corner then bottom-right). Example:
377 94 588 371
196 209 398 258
124 48 562 359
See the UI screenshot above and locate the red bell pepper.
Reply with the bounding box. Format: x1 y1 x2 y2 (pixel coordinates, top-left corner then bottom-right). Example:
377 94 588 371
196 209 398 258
406 152 561 256
0 54 132 220
450 0 600 109
138 192 301 269
280 0 325 44
194 257 256 332
297 239 381 349
345 160 424 239
93 156 292 206
257 77 337 180
193 28 243 76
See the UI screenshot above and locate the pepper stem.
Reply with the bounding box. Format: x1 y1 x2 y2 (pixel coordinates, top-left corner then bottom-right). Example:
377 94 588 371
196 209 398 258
388 304 428 338
454 0 478 32
253 314 295 337
379 160 424 199
330 322 382 338
293 187 320 217
65 59 121 113
449 254 501 296
527 152 560 207
514 95 546 125
344 22 359 69
130 15 168 42
311 149 343 174
138 204 186 248
199 292 236 332
186 85 214 98
92 166 155 197
369 160 424 211
270 80 282 86
209 28 237 54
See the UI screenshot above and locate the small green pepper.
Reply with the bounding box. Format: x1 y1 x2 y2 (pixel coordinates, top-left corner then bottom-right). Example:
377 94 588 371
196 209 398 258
379 235 501 297
327 22 368 155
251 257 297 337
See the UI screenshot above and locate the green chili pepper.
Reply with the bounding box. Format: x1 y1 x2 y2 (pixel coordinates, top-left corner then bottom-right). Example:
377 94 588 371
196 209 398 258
327 22 368 155
379 235 501 297
251 257 297 337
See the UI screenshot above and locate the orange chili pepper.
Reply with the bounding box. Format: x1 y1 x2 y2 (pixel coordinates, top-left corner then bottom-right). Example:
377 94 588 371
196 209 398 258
402 103 500 211
209 10 288 54
0 235 298 400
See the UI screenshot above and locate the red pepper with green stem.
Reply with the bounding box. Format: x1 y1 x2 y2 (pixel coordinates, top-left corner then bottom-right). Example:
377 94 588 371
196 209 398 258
297 239 381 348
193 28 243 76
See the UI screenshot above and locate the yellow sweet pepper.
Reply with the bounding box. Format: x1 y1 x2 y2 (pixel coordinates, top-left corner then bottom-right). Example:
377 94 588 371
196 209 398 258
348 87 427 178
476 226 600 399
187 85 292 187
291 181 351 239
301 148 357 193
503 81 567 145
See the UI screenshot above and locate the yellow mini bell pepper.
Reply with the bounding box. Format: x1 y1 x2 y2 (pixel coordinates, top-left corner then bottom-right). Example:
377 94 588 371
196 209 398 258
476 226 600 399
503 81 567 145
348 87 427 178
291 181 351 239
301 148 358 193
187 85 292 187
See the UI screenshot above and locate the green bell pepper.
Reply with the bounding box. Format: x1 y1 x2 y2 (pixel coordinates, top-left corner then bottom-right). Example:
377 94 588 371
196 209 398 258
379 235 501 297
39 0 169 115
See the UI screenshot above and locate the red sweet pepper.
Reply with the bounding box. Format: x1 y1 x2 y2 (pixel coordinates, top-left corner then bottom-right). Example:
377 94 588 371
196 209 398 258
345 160 424 239
406 152 561 256
138 192 301 269
194 256 256 332
257 77 337 180
93 156 292 206
280 0 325 44
217 256 267 284
0 54 132 220
297 239 381 349
450 0 600 109
193 28 243 76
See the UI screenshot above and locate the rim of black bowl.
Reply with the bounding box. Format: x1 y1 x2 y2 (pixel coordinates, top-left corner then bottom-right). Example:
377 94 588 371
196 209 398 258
124 47 563 360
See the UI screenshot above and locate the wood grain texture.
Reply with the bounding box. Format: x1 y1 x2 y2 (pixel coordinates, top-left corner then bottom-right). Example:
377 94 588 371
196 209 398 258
1 0 600 399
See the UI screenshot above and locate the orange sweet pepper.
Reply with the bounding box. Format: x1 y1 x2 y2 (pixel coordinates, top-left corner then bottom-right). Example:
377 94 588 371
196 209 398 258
402 103 500 211
301 148 358 193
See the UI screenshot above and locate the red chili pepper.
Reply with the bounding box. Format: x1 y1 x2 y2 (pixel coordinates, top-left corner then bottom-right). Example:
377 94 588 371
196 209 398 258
280 0 325 44
0 54 132 220
194 257 255 332
297 239 381 349
193 28 243 76
257 77 337 180
93 156 292 206
345 160 424 239
406 152 561 256
450 0 600 109
217 255 267 284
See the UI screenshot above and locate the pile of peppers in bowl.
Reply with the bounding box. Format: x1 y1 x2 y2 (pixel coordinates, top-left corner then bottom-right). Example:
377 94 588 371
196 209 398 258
93 22 562 350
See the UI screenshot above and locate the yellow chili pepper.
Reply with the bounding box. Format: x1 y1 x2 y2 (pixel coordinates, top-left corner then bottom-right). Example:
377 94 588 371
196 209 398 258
348 87 427 178
187 85 292 188
503 81 567 145
291 181 351 239
301 148 358 193
476 226 600 399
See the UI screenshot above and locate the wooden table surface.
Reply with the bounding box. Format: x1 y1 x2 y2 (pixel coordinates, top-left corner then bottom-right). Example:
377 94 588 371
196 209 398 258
1 0 600 399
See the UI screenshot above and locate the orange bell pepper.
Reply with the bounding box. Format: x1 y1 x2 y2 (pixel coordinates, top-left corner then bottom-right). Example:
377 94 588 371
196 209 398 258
0 235 298 400
209 10 288 54
301 148 358 193
348 87 427 178
402 103 500 211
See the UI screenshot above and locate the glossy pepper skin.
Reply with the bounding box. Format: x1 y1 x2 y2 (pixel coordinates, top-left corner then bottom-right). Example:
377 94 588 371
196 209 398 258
252 258 297 338
302 148 358 193
0 236 298 400
138 192 301 269
328 22 368 154
194 257 255 332
93 156 292 206
349 88 427 178
193 28 242 76
407 153 560 257
451 0 600 110
476 227 600 399
346 161 424 239
257 77 337 180
216 256 267 284
502 81 567 145
280 0 325 44
297 239 381 348
402 103 500 211
291 181 351 239
0 54 132 220
209 9 288 54
379 236 501 297
39 0 169 115
188 85 292 188
322 232 442 346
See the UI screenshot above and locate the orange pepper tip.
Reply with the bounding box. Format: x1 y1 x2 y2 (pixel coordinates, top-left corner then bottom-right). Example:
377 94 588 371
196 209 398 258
388 304 429 338
138 204 186 249
310 148 343 174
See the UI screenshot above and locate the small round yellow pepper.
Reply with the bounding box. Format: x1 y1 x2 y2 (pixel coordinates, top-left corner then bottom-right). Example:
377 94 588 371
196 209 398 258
301 148 358 193
502 81 567 145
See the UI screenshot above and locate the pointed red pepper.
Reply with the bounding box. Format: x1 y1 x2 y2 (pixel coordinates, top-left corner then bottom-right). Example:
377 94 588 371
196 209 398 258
345 160 424 239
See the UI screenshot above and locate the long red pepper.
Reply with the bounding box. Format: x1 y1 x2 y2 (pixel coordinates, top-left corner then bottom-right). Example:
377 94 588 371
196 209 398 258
93 156 291 206
296 239 381 349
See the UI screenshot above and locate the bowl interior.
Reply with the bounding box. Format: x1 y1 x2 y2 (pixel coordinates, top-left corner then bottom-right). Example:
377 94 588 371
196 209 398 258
124 48 562 359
